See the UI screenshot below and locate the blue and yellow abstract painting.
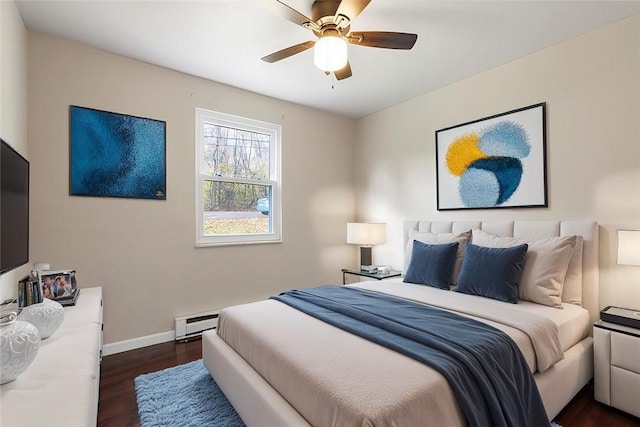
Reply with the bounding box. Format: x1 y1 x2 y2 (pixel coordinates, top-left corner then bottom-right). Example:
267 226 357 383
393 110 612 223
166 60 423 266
436 104 547 210
70 106 166 200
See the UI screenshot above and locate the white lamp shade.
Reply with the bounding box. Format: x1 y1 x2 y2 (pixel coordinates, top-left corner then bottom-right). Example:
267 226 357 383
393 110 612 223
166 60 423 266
314 36 348 72
617 229 640 266
347 223 386 246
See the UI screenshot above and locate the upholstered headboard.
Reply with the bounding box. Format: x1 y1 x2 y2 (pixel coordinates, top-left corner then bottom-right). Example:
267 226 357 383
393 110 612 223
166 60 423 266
403 220 600 326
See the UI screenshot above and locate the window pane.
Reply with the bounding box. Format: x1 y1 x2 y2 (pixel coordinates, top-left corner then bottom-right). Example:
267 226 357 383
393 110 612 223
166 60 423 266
202 123 270 180
202 180 270 236
196 108 281 246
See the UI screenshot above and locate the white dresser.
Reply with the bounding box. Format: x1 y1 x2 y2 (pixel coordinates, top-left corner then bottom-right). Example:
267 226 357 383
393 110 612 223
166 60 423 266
0 287 103 427
593 319 640 418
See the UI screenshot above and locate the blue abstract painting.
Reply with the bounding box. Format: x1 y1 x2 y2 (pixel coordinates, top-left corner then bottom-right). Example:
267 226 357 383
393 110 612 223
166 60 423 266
435 103 547 210
70 106 166 200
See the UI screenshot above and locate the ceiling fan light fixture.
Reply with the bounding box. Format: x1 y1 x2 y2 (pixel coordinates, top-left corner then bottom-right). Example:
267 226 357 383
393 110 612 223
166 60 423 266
314 35 348 72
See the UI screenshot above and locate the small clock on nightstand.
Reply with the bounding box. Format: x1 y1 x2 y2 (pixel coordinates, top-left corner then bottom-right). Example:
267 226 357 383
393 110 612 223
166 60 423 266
600 306 640 329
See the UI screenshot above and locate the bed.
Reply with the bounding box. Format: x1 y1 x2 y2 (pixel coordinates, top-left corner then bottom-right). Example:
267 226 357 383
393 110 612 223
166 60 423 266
202 220 599 426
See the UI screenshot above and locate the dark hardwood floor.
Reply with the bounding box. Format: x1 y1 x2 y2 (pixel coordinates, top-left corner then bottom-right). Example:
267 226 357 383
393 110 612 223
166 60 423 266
98 339 640 427
98 339 202 427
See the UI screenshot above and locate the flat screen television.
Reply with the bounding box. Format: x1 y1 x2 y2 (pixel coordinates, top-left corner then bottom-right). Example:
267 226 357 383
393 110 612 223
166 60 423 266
1 138 30 274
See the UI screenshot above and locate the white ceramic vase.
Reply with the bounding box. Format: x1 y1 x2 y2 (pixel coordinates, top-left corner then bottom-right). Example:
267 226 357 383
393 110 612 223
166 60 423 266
18 298 64 339
0 317 41 384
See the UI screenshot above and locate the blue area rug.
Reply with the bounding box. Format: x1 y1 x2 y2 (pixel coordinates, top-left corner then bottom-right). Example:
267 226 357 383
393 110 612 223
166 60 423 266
134 360 245 427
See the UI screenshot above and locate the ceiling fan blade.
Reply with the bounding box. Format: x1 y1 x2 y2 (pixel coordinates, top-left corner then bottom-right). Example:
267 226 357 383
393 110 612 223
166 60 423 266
335 0 372 24
334 61 352 80
348 31 418 50
261 41 315 63
261 0 313 27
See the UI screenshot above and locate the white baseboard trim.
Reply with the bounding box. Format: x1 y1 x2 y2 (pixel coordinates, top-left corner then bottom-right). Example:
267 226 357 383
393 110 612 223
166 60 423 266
102 330 175 356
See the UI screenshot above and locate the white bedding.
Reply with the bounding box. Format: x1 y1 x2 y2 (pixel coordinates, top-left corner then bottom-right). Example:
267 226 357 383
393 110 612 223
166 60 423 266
216 280 590 427
218 298 467 427
356 279 590 353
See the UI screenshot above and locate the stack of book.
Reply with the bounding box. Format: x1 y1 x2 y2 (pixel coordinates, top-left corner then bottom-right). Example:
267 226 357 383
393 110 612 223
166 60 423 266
17 276 43 307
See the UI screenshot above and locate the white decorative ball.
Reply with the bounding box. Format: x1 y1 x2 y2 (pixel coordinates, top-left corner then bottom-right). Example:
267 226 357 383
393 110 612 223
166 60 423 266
0 320 41 384
18 298 65 339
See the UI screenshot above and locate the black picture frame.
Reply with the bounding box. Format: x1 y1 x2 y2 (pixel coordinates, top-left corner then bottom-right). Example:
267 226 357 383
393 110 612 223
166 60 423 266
69 106 166 200
435 103 547 211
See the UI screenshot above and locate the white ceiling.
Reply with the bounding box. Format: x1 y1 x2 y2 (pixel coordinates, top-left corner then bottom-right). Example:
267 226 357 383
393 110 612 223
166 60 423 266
16 1 640 119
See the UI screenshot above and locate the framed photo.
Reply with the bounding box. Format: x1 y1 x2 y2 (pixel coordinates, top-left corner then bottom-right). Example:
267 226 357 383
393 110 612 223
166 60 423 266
38 270 78 303
435 103 547 210
70 106 166 200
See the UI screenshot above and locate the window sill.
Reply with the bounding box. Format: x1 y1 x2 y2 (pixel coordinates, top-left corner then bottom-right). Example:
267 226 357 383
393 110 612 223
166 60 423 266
195 239 282 248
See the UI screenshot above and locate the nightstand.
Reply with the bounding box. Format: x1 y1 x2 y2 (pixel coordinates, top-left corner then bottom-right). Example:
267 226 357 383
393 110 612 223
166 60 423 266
593 317 640 418
341 268 402 285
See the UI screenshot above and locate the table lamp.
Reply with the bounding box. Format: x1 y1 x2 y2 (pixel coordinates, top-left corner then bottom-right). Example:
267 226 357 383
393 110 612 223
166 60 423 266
347 223 386 272
617 229 640 267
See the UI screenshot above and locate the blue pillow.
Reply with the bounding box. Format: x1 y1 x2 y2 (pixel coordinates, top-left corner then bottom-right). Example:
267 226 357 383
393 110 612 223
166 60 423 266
403 241 459 290
455 243 528 303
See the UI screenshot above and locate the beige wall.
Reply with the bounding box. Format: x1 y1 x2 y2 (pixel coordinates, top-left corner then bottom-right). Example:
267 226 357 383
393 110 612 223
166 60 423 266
10 9 640 348
354 15 640 311
0 1 30 296
27 33 356 344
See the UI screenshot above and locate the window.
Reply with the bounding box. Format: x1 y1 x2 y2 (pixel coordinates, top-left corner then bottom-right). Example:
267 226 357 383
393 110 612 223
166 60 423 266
196 108 281 246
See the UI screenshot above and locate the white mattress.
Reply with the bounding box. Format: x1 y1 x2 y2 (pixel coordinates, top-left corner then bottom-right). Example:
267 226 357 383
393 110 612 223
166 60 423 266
500 293 590 351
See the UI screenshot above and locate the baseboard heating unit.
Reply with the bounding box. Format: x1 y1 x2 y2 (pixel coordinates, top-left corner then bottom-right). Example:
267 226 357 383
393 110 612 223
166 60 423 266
175 310 220 341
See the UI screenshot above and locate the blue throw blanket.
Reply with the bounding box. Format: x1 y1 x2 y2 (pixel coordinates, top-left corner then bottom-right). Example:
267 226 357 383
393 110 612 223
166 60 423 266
271 285 550 427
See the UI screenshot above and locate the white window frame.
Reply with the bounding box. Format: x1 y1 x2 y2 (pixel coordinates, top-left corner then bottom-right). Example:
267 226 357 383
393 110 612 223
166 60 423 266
195 108 281 246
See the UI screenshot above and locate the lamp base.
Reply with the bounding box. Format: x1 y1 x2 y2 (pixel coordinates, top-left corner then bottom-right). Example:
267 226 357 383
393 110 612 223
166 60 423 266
359 246 373 272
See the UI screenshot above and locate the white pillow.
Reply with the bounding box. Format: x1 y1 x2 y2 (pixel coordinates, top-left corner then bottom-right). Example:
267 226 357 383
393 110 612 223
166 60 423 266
471 230 577 308
561 236 583 305
404 230 471 285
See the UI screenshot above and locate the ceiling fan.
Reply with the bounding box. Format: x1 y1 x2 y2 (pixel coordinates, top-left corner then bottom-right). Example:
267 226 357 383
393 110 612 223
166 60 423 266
261 0 418 80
